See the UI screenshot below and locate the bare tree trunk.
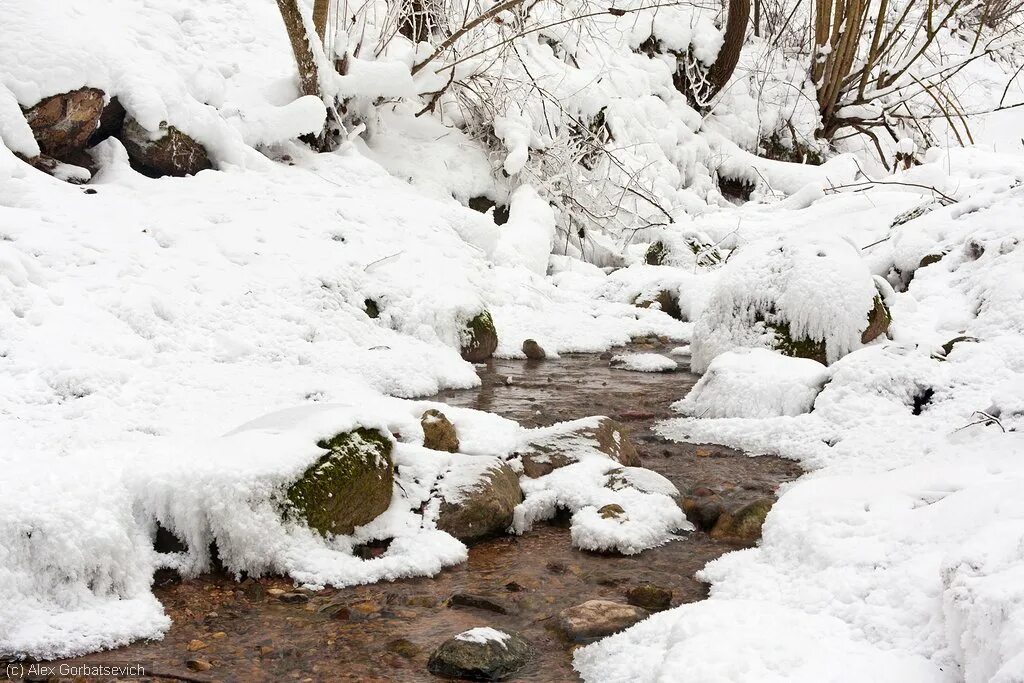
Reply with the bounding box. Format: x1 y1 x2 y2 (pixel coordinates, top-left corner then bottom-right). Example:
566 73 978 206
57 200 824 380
313 0 330 45
277 0 321 99
708 0 751 94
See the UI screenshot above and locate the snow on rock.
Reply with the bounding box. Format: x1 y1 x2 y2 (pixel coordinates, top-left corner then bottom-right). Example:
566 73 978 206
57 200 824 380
676 348 829 418
609 353 678 373
690 233 881 372
454 627 513 645
493 184 556 276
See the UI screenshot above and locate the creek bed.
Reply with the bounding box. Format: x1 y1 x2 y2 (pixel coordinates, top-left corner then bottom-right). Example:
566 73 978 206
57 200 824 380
45 341 801 682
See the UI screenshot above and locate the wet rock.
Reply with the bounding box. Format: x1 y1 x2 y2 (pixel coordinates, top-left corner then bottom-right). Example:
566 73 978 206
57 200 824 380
152 567 183 587
436 460 522 542
387 638 421 659
186 639 208 652
285 427 394 537
681 494 725 531
421 408 459 452
625 584 672 612
427 628 533 680
634 290 682 320
519 417 641 478
279 592 309 604
449 592 515 615
710 497 774 543
353 537 393 559
23 88 105 160
557 600 649 642
860 295 891 344
186 657 213 672
121 116 212 177
522 339 546 360
460 311 498 362
597 503 625 520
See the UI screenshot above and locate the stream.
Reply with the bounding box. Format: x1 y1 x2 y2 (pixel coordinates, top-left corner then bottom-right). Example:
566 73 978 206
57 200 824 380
44 339 801 682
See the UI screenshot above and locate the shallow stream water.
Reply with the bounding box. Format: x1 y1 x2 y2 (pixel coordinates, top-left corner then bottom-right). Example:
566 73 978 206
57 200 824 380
41 340 801 682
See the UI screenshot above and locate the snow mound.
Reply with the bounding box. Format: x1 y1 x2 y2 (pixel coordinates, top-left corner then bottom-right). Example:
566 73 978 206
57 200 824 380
455 627 513 645
676 348 829 418
690 234 880 372
610 353 678 373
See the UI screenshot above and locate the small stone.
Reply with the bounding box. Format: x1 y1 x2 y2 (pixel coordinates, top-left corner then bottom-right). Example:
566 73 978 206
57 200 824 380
681 495 725 531
428 628 533 680
186 639 208 652
387 638 421 659
598 503 625 520
710 498 775 543
557 600 649 642
266 588 286 596
421 408 459 453
211 631 227 639
522 339 546 360
186 658 213 672
449 592 513 615
257 645 274 657
279 592 309 604
625 584 673 612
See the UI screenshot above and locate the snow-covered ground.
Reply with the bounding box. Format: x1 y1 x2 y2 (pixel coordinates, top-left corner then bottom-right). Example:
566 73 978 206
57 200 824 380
2 0 1024 679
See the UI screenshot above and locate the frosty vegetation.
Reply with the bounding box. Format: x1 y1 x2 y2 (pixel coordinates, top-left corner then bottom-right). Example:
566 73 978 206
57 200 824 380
2 0 1024 680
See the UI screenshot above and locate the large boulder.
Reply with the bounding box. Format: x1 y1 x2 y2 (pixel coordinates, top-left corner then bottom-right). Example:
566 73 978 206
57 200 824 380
285 428 394 536
121 117 212 177
518 417 640 478
427 628 533 680
460 311 498 362
435 458 522 542
557 600 649 642
421 409 460 453
23 88 105 160
691 235 885 372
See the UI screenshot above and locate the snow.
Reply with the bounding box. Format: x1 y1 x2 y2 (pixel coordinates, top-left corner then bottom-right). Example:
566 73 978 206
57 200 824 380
454 627 512 646
3 0 1024 676
676 348 829 418
610 353 678 373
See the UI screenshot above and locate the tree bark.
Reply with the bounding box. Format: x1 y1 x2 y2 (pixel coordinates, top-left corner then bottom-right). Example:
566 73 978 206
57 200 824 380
708 0 751 94
276 0 321 98
312 0 330 45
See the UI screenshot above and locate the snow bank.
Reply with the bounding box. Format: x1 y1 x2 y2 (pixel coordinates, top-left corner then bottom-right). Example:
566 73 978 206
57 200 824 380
579 152 1024 681
610 353 678 373
676 348 828 418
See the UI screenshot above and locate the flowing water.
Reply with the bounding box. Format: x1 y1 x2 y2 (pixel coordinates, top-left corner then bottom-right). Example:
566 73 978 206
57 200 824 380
38 340 801 682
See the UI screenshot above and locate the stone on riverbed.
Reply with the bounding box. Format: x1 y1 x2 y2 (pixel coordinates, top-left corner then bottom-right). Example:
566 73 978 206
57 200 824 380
428 627 533 680
421 408 460 452
460 310 498 362
518 416 641 478
522 338 546 360
285 427 393 536
435 457 522 542
625 584 673 612
557 600 649 642
710 497 775 543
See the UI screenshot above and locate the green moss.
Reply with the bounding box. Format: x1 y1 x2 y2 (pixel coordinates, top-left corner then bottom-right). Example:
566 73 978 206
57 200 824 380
769 321 828 364
285 428 393 537
460 310 498 362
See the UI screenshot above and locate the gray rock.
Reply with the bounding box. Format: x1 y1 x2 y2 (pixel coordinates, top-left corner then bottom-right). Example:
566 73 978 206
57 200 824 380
519 417 640 478
428 629 533 680
625 584 672 612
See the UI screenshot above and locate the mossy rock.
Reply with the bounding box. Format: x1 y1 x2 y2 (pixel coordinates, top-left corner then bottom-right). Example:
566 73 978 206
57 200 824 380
710 498 774 543
285 428 393 537
421 408 459 453
860 295 891 344
769 321 828 365
460 311 498 362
